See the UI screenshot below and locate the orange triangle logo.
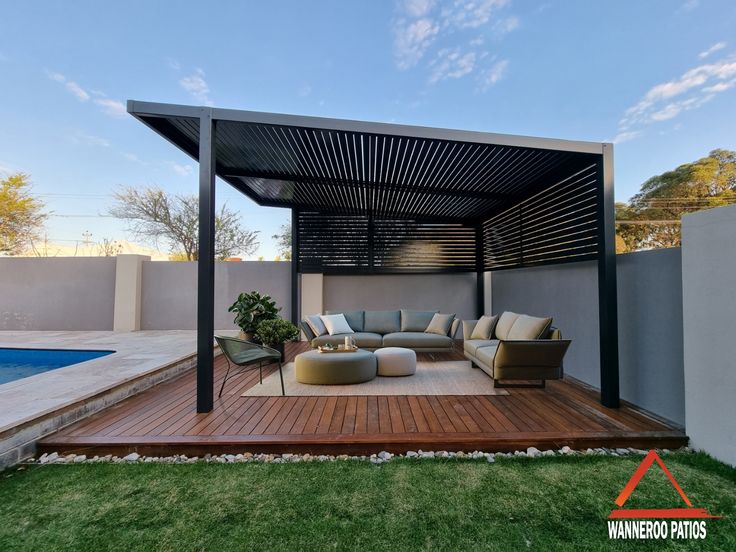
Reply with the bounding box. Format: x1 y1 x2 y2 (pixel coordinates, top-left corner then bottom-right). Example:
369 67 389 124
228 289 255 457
609 450 720 519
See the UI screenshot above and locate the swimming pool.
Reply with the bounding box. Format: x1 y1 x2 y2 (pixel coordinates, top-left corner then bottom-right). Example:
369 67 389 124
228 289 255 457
0 348 115 385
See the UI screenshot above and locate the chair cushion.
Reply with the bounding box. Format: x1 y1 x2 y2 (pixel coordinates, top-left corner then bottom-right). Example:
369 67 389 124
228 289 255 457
304 314 327 337
400 309 438 332
425 313 455 336
464 339 499 356
320 314 354 336
494 311 521 340
507 315 553 340
382 332 453 349
311 332 383 348
475 345 499 367
326 310 364 332
364 310 401 334
470 315 499 340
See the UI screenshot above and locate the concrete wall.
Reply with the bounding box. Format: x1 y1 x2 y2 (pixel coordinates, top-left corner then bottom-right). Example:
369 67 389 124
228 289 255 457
491 249 685 425
682 205 736 466
322 273 477 322
140 261 291 330
0 257 116 330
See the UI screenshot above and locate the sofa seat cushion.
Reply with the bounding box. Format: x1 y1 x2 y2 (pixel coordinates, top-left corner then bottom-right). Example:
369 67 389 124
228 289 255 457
382 332 453 349
311 332 383 348
364 310 401 334
507 315 553 340
475 345 499 368
464 339 499 356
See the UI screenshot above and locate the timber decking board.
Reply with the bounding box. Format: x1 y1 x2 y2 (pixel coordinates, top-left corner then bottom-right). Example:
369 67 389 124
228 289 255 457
39 341 687 456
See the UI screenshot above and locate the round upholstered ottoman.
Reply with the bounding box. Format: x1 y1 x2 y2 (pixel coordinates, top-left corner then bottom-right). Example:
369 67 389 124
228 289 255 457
375 347 417 377
295 349 377 385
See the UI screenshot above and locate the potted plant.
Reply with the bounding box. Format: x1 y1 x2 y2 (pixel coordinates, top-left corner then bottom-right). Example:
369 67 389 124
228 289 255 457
228 291 280 341
254 318 300 359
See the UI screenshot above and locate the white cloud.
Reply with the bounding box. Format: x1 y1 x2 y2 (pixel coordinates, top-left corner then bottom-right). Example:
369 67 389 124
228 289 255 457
429 48 477 83
698 41 726 59
404 0 434 17
494 16 519 34
69 131 110 147
477 58 508 90
171 162 193 177
46 71 90 102
121 152 145 164
440 0 509 30
616 56 736 141
394 17 440 69
167 58 181 70
93 98 127 118
678 0 699 13
179 68 213 105
612 130 643 144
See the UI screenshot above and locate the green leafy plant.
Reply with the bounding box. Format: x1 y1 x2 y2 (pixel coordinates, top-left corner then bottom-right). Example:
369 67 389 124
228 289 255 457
255 318 300 348
228 291 280 336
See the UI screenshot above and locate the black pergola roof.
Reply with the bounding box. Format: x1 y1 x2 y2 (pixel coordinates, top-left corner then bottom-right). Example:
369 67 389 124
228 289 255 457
127 101 619 411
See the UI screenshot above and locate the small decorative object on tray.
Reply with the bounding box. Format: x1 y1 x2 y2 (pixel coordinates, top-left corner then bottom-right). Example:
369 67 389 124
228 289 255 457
318 343 359 353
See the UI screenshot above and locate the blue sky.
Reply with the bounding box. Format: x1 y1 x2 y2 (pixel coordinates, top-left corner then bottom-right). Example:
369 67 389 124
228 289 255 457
1 0 735 259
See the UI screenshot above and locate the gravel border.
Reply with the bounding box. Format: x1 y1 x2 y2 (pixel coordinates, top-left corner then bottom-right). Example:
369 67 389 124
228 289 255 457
23 446 692 466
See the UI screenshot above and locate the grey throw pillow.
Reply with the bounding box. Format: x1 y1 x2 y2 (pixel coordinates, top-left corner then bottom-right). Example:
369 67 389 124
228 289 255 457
304 314 327 337
425 313 455 336
470 315 499 340
400 309 438 332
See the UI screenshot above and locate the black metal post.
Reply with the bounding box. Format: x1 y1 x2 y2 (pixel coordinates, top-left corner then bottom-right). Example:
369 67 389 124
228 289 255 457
290 208 299 325
476 224 485 318
197 109 216 413
597 144 620 408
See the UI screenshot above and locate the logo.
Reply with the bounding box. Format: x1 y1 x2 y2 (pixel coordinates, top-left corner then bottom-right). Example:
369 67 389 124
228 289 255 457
607 450 720 540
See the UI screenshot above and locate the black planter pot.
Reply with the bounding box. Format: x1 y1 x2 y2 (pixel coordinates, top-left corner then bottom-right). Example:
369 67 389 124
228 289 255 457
274 342 285 361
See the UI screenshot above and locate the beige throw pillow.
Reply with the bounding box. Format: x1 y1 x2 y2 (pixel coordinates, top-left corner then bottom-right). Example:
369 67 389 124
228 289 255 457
507 315 553 340
494 311 521 340
470 315 499 340
320 314 355 336
425 313 455 336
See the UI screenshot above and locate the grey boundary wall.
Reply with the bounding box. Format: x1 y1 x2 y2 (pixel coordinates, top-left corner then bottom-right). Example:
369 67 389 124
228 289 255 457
491 248 685 426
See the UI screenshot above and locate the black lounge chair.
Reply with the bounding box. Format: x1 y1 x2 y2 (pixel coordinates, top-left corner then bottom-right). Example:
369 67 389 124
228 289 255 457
214 335 285 397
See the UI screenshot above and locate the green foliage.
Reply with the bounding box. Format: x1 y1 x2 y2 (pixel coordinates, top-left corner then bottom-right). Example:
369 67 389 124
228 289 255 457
0 453 734 551
109 186 259 260
616 149 736 252
0 172 47 255
272 223 292 261
227 291 280 334
254 318 300 347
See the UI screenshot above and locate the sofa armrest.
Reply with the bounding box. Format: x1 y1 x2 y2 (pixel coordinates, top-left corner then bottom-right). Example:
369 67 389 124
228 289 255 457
493 339 571 370
449 318 461 339
462 320 478 340
299 320 316 342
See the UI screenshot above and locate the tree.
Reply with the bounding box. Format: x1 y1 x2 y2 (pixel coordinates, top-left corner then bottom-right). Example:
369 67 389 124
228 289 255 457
272 223 292 260
616 149 736 251
0 173 47 255
109 187 259 260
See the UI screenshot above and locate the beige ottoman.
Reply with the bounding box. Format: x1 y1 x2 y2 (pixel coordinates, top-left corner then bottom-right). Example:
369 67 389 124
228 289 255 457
375 347 416 377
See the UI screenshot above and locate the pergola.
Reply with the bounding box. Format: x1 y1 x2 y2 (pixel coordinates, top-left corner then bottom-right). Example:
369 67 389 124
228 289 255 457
127 100 619 412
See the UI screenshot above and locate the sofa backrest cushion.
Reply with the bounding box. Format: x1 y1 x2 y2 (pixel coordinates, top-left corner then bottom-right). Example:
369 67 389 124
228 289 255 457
326 310 364 332
304 314 327 337
507 314 553 340
320 313 355 336
425 313 456 336
364 310 401 334
400 309 438 332
494 311 520 340
470 314 499 340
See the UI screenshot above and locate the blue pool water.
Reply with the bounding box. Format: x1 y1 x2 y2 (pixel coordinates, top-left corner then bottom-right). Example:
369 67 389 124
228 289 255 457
0 348 115 385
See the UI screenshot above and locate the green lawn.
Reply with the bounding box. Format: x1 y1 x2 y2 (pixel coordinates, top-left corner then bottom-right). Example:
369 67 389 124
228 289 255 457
0 452 734 551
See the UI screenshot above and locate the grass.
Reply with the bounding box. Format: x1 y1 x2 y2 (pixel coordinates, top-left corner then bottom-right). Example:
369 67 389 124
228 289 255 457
0 452 734 551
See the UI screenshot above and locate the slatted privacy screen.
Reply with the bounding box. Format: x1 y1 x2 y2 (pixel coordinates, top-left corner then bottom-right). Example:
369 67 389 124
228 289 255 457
297 212 477 273
483 164 600 270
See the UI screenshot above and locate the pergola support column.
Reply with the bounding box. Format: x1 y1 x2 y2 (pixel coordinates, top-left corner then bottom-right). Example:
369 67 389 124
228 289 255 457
476 224 485 318
291 208 299 325
196 108 216 413
597 143 620 408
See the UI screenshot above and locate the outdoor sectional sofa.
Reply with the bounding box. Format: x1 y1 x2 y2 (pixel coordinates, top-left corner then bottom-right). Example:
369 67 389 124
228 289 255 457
463 312 571 388
300 309 460 352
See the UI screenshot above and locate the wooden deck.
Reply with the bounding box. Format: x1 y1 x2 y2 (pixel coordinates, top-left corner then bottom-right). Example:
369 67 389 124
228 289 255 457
39 342 687 456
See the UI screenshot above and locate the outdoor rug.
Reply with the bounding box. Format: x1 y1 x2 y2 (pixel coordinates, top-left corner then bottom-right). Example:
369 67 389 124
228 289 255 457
241 360 508 397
